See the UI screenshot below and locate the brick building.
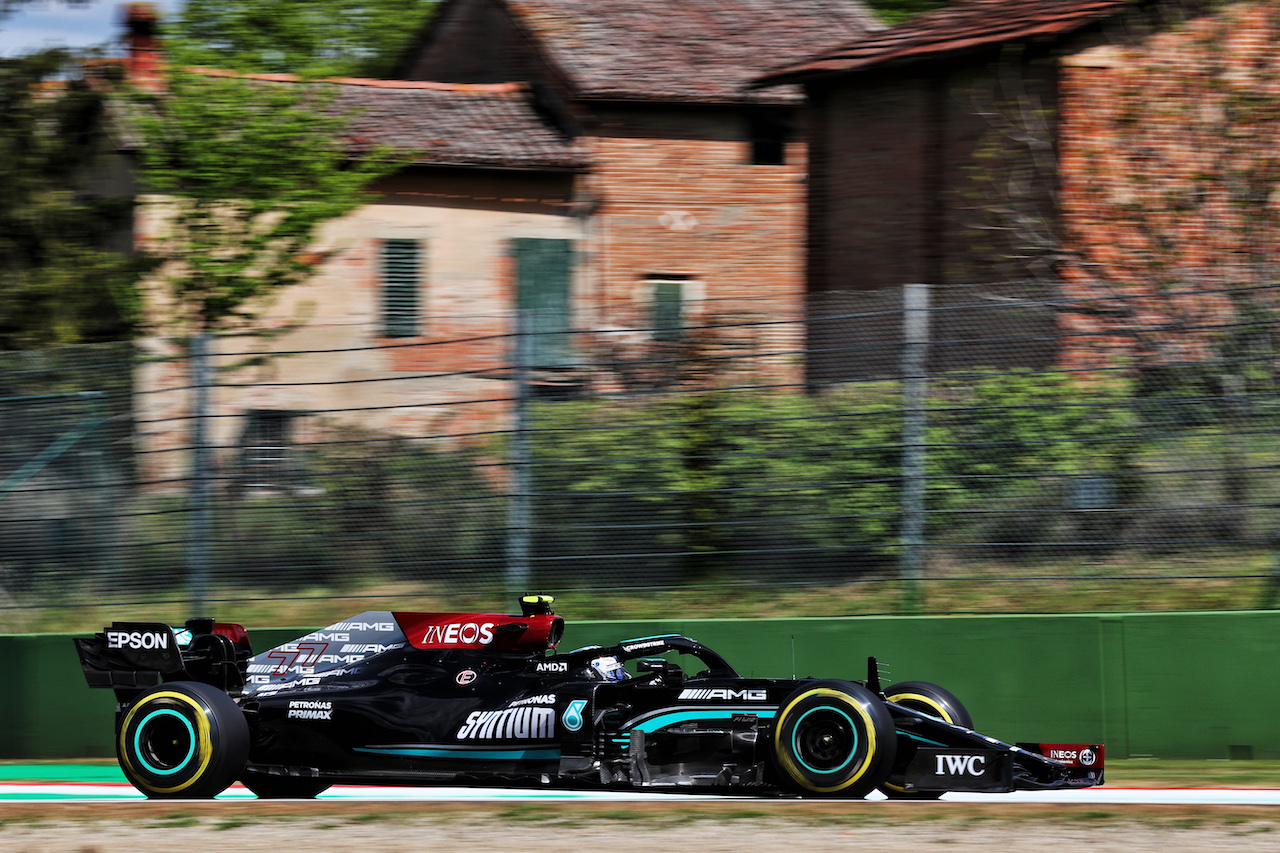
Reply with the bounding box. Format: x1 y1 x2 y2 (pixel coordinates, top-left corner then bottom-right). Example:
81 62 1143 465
390 0 879 387
758 0 1280 379
132 76 591 484
131 0 881 485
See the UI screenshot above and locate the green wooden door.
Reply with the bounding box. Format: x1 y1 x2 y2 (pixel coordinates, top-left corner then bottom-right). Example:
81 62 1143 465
512 238 574 368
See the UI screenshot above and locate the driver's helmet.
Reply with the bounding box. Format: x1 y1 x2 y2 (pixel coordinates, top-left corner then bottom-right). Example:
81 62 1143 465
589 655 629 681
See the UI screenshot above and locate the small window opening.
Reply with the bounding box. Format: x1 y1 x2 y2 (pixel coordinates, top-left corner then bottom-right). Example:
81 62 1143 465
381 238 421 337
239 410 308 493
648 274 689 341
748 112 790 166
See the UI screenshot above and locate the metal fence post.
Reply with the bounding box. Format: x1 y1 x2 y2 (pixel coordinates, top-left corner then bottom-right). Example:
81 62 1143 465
84 390 115 579
506 309 532 597
189 332 212 613
901 283 930 613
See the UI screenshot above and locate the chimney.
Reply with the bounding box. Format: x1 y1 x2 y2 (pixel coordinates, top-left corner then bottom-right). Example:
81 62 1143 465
121 2 163 91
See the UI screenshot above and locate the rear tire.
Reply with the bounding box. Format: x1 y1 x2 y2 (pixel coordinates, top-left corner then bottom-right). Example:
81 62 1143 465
879 680 972 800
241 772 331 799
117 681 249 798
771 680 896 798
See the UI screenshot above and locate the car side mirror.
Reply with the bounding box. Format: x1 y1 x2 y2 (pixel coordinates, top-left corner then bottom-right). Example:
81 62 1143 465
636 658 685 687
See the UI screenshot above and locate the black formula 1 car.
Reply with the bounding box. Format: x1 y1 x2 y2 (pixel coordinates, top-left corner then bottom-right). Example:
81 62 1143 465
74 596 1104 799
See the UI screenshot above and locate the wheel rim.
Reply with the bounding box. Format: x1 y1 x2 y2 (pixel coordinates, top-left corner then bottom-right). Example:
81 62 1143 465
118 689 219 795
792 706 858 774
134 709 197 776
774 684 890 795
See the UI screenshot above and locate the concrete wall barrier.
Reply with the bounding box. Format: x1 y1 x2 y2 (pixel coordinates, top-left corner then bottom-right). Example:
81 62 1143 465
13 611 1278 760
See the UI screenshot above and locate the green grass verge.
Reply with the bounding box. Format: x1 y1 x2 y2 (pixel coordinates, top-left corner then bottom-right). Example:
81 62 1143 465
1108 759 1280 788
6 553 1280 637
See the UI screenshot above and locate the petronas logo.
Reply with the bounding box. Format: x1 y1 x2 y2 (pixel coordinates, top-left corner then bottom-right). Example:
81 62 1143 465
562 699 587 732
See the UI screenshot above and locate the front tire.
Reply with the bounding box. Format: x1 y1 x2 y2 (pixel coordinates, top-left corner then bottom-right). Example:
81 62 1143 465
884 680 972 729
879 680 972 800
116 681 249 798
771 680 896 798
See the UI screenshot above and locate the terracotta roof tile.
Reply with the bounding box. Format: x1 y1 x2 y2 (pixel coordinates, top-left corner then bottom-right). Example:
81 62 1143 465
504 0 881 103
190 71 585 170
757 0 1129 86
332 80 586 170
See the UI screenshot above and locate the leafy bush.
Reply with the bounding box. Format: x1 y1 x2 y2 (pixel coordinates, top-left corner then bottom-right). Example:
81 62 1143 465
527 372 1146 583
927 370 1143 556
307 431 506 584
119 372 1150 596
124 428 507 595
527 385 907 585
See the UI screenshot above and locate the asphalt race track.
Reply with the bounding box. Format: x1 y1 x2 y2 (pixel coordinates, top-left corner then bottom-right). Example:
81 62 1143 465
0 766 1276 804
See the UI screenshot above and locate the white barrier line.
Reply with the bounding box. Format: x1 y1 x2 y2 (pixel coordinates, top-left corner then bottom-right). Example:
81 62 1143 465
2 783 1279 805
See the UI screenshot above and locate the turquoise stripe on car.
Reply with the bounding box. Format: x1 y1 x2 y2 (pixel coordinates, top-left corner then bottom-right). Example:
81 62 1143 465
628 709 776 734
355 746 562 761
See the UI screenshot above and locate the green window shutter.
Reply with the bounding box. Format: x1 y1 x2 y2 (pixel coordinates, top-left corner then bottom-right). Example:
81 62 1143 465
652 280 684 341
381 239 420 337
513 238 574 367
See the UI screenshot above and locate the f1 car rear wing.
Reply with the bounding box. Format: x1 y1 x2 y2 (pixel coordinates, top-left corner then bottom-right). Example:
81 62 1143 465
74 595 562 701
74 596 567 700
73 619 253 699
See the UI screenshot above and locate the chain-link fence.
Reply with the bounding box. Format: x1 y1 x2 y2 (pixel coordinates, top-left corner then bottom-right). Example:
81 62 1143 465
0 345 135 611
2 280 1278 619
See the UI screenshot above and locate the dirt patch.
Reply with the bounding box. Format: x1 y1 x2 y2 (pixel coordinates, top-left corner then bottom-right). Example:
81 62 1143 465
0 802 1276 853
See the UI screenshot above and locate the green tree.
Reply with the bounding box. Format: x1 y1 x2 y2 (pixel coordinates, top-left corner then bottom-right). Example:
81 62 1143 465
966 4 1280 367
172 0 440 78
129 59 405 609
963 4 1280 557
0 50 149 350
133 65 398 331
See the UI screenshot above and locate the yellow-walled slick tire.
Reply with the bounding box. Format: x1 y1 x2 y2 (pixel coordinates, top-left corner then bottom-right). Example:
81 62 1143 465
116 681 249 798
771 680 896 798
